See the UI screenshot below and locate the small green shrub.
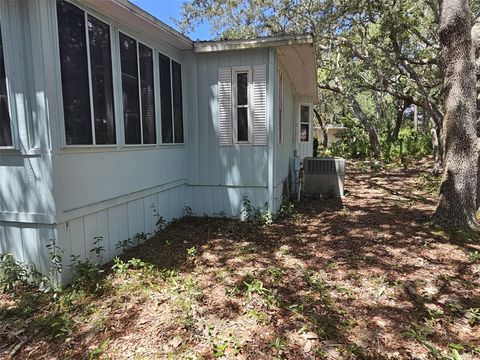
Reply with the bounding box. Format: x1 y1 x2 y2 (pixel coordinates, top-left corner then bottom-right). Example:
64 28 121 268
0 253 46 293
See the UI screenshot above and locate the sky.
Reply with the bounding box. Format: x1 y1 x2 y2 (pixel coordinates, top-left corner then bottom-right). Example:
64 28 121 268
130 0 212 40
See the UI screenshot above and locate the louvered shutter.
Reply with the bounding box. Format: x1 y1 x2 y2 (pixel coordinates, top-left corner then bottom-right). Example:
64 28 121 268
218 67 232 145
252 64 267 145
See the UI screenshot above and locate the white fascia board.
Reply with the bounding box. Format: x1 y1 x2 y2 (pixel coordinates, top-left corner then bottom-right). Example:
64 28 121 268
194 34 314 53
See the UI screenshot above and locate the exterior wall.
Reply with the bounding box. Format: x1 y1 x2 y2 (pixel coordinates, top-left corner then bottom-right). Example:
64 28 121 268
0 0 311 281
0 0 57 272
55 183 188 283
273 59 298 210
187 49 271 216
272 54 314 211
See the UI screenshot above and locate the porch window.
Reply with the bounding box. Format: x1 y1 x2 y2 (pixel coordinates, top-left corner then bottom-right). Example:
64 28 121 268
159 53 184 143
0 25 12 147
119 33 156 144
233 69 251 143
57 0 115 145
300 105 310 142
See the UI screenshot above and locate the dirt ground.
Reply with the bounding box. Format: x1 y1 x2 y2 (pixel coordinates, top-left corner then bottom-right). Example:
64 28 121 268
1 161 479 359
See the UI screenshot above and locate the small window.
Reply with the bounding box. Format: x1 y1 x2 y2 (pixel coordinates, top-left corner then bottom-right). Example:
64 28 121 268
57 1 116 145
159 53 184 144
300 105 310 142
278 69 284 144
119 33 155 144
0 25 12 147
233 69 250 143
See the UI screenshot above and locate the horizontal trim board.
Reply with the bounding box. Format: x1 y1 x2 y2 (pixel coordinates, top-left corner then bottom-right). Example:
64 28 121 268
0 212 55 225
57 178 186 223
194 35 313 53
187 184 268 189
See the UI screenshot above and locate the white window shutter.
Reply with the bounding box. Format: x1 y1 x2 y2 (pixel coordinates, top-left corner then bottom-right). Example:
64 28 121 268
218 67 232 145
252 64 267 145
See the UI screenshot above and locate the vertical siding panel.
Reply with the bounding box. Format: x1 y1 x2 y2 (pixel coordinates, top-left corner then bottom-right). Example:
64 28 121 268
209 56 220 183
144 194 156 237
118 203 129 248
108 206 122 258
4 226 24 263
136 199 144 238
21 226 38 268
0 223 6 252
127 200 138 241
37 226 54 277
192 186 203 215
97 210 110 264
157 190 169 223
197 57 209 184
57 222 73 284
84 213 98 263
68 218 86 262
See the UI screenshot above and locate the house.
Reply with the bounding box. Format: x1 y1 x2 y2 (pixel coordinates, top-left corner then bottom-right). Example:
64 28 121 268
0 0 317 282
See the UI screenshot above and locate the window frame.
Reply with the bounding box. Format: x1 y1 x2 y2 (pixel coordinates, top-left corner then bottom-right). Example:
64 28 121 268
54 0 186 150
299 103 311 143
118 30 157 146
158 52 185 145
232 66 252 144
55 1 117 148
0 14 15 150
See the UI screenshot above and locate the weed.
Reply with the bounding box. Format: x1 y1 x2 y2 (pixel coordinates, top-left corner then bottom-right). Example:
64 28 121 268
242 196 273 225
186 246 197 258
90 236 105 264
0 253 45 293
112 257 130 276
467 308 480 326
271 336 285 359
267 267 284 285
33 313 75 341
69 255 103 293
184 205 193 217
87 338 109 360
115 239 133 254
469 250 480 263
46 238 64 286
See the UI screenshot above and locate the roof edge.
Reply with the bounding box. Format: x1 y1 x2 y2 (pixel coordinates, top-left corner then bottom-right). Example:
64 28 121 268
194 34 313 53
114 0 193 47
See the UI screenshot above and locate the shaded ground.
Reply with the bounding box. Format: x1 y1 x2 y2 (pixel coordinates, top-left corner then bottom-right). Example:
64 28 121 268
1 161 479 359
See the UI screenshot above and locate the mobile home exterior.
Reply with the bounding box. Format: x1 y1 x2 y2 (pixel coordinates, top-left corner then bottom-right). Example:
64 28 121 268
0 0 316 282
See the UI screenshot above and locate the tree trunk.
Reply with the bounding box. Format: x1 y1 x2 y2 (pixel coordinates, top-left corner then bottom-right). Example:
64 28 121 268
350 96 382 159
434 0 479 229
313 107 328 149
391 101 410 141
430 125 441 176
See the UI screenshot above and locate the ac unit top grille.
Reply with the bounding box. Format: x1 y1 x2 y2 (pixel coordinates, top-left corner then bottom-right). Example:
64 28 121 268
304 157 345 175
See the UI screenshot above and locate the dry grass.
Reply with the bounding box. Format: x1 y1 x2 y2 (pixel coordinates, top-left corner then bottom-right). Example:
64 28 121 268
1 160 479 359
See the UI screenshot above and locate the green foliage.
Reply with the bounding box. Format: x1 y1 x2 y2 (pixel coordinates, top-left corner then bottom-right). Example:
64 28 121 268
0 253 46 293
186 246 197 258
241 196 273 225
68 255 103 293
329 118 371 159
115 238 133 253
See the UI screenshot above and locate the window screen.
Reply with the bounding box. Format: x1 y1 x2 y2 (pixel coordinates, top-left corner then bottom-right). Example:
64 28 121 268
0 26 12 147
119 33 141 144
139 44 155 144
88 15 115 145
172 60 183 143
159 53 172 143
57 0 92 145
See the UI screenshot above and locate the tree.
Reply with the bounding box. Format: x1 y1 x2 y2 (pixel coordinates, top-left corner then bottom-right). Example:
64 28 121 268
433 0 479 228
178 0 443 164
